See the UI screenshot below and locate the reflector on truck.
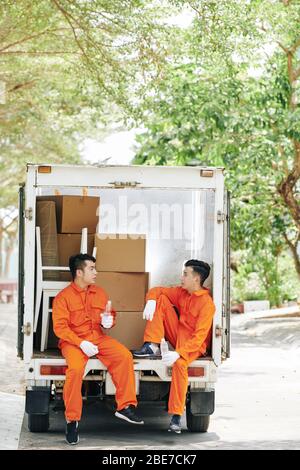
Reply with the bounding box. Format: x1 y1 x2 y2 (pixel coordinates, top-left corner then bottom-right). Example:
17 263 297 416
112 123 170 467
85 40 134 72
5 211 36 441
167 367 205 377
40 365 67 376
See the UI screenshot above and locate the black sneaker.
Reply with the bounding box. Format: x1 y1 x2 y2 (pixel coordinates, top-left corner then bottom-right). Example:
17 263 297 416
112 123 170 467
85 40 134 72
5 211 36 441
115 405 144 424
168 414 181 434
66 421 79 445
133 342 160 358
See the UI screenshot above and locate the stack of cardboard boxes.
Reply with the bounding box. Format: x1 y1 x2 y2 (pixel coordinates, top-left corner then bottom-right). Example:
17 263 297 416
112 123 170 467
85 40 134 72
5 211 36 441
95 234 148 350
36 199 60 280
36 195 100 348
36 195 99 281
35 197 148 351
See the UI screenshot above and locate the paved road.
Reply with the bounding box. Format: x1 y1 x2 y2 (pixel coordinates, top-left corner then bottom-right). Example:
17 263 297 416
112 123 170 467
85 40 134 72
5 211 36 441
1 303 300 450
18 315 300 450
0 303 25 449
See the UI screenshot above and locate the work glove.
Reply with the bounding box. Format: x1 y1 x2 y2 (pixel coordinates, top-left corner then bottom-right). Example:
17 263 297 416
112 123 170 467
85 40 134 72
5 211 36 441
80 340 99 357
162 351 180 367
142 299 156 321
100 313 114 329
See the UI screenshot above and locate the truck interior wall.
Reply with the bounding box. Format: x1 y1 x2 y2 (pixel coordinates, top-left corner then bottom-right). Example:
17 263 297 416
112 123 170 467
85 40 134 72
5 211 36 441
33 187 216 356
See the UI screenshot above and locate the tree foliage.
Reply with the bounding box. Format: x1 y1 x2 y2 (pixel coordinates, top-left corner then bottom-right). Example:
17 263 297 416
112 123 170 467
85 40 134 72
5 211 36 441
0 1 171 203
134 0 300 302
0 0 174 276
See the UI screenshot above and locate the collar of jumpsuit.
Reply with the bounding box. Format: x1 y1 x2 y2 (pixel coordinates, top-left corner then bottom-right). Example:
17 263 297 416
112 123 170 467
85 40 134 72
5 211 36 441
191 287 211 297
71 282 97 294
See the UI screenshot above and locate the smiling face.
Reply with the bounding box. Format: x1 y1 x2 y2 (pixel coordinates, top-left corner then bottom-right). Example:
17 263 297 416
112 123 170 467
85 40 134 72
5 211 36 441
76 260 97 287
181 266 202 294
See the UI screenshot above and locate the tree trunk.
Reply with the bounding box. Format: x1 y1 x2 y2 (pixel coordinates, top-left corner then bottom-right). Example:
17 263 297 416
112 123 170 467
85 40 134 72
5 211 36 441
283 232 300 278
277 35 300 277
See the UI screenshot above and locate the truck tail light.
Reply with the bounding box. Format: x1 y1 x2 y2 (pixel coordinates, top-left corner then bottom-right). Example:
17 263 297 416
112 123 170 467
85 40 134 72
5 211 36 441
40 365 67 376
188 367 205 377
168 366 205 377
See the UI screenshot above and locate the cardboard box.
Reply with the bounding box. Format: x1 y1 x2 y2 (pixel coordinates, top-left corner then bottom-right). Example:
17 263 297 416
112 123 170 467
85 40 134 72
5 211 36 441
37 196 100 234
58 234 95 266
36 201 59 280
95 234 146 272
58 233 95 281
95 272 148 311
107 312 146 350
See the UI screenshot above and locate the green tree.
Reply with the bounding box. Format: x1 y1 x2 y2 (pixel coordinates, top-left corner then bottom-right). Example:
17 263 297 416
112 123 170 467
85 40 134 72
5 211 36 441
134 0 300 303
0 0 175 276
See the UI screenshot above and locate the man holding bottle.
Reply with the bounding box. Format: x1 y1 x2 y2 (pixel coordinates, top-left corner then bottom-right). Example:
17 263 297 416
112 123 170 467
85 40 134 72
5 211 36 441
53 253 144 445
133 259 215 434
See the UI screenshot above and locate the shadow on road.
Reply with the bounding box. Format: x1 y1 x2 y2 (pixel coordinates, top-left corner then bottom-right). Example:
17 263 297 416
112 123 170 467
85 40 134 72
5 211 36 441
19 401 220 450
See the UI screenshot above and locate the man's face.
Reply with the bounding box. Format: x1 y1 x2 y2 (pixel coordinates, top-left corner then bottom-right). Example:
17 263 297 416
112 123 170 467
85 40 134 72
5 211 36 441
76 260 97 285
181 266 201 293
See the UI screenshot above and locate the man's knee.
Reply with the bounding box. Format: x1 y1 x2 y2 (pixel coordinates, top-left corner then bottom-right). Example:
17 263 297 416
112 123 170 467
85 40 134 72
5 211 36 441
113 343 134 364
173 357 188 373
121 347 134 363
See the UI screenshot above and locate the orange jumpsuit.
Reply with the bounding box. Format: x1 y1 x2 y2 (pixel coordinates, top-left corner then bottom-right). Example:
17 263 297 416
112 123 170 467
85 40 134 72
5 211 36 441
52 282 137 422
144 286 215 415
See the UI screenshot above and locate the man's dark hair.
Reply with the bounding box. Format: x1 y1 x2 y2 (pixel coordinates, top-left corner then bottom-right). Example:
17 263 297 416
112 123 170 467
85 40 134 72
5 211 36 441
69 253 96 280
184 259 211 286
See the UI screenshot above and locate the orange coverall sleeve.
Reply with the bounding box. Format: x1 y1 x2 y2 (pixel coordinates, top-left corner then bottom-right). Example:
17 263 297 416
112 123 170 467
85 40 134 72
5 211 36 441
176 298 215 360
52 295 83 347
146 286 182 310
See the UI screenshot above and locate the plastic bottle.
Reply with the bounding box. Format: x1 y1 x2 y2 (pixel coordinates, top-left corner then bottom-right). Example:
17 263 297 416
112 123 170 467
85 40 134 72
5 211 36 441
160 338 169 356
104 300 112 316
101 300 112 327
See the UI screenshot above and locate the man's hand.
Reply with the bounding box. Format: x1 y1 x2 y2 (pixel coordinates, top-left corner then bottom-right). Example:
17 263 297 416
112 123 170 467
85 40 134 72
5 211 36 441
162 351 180 367
142 300 156 321
100 313 114 329
80 340 99 357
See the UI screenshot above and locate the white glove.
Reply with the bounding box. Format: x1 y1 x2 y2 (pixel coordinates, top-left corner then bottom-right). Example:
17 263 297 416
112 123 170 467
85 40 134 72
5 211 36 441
143 300 156 321
162 351 180 367
80 340 99 357
101 313 114 329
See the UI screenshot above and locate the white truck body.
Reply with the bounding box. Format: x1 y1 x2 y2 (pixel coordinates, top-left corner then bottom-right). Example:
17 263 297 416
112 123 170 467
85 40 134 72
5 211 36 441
18 163 230 432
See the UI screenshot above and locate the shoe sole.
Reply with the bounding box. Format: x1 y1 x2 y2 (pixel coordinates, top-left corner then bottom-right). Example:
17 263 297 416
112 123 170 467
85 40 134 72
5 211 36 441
115 411 144 425
133 355 152 358
132 353 162 359
65 436 79 445
168 427 181 434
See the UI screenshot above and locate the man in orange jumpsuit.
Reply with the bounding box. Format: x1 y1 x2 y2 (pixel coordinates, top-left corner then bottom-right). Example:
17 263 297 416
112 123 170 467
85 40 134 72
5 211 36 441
53 253 144 445
133 259 215 434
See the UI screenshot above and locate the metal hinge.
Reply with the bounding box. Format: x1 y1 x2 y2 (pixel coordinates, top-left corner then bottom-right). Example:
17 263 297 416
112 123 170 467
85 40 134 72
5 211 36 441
109 181 141 189
217 211 225 223
22 322 31 336
24 208 33 220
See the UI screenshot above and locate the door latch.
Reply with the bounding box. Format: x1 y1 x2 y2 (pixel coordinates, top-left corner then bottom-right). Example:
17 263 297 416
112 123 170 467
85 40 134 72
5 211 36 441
109 181 141 188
